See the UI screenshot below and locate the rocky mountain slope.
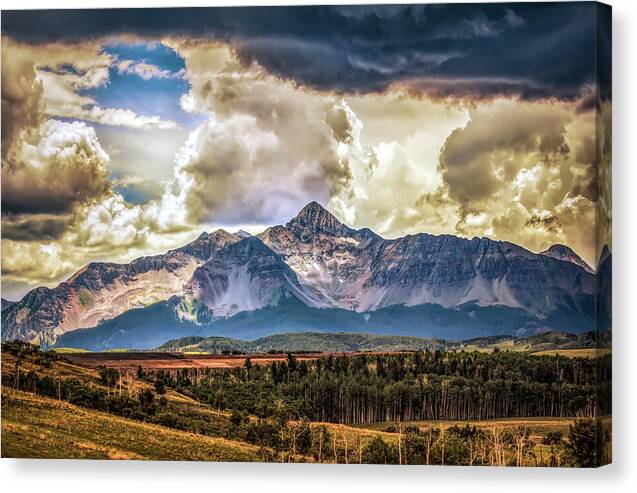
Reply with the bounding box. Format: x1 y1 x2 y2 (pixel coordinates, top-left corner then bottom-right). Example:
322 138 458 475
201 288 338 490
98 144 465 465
178 236 324 322
1 230 239 345
257 202 595 319
540 244 594 273
1 298 16 311
3 201 600 349
596 245 612 331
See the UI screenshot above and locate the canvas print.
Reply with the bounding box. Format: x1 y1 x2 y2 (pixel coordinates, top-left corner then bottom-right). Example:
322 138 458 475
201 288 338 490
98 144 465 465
0 2 611 466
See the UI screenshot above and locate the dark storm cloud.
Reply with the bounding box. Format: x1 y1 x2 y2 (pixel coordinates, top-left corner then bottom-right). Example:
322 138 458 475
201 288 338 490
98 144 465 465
1 213 73 241
525 212 561 234
1 2 611 101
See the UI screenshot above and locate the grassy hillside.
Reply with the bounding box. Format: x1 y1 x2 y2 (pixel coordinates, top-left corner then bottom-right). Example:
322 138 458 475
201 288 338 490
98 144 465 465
0 341 391 463
157 332 451 353
1 389 261 461
157 330 609 354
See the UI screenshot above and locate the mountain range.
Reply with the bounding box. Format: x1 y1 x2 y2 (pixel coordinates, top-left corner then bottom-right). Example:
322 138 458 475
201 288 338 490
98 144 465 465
2 201 606 350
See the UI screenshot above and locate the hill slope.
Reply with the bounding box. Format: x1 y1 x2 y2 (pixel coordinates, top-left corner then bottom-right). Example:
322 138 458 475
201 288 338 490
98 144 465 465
156 330 607 354
1 389 261 461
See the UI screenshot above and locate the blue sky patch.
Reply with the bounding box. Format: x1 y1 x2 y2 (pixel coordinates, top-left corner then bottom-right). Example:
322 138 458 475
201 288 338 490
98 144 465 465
82 41 200 129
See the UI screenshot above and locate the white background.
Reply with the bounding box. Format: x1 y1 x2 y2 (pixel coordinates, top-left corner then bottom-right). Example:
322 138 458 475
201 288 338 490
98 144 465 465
0 0 635 491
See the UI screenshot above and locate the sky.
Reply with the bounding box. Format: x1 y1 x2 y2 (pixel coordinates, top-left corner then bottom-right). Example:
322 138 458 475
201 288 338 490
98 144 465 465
1 3 611 300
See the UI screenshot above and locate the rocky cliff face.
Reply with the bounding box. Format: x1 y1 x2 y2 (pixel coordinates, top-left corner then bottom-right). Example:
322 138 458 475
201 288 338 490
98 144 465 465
258 203 595 319
1 230 239 345
257 201 383 310
365 234 595 318
179 236 323 322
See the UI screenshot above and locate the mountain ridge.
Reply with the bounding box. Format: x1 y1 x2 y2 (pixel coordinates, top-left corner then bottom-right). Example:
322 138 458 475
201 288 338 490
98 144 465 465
3 201 600 347
540 243 594 273
1 229 240 345
155 329 610 354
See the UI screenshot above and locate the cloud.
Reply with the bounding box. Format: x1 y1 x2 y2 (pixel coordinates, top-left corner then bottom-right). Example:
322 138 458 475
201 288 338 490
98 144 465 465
2 119 111 215
0 213 74 242
439 101 571 212
151 40 353 228
55 103 180 130
1 3 609 102
327 97 601 267
596 101 612 255
1 37 179 131
116 59 184 80
0 38 192 290
70 193 149 248
0 224 200 292
434 100 599 264
36 65 179 130
328 99 463 239
1 240 78 284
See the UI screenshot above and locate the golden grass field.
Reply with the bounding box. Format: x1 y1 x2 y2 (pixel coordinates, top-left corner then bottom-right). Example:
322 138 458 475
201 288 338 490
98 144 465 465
356 417 577 435
1 388 261 461
529 348 612 358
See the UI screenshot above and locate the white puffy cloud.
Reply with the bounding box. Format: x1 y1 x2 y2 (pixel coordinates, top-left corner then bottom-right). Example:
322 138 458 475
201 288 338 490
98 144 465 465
2 119 111 215
116 59 185 81
37 68 179 130
71 194 149 248
1 240 77 285
154 39 352 227
328 96 467 238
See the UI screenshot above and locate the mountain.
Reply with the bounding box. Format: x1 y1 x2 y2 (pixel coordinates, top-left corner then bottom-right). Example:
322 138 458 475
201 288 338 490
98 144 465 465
257 202 595 319
178 236 324 321
1 230 239 345
1 298 16 311
4 201 598 349
56 294 595 351
540 244 594 273
157 330 609 354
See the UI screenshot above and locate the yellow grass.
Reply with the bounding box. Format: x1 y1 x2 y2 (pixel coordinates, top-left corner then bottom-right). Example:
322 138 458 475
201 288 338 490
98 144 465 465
530 348 612 358
50 347 91 353
355 416 577 435
1 388 261 461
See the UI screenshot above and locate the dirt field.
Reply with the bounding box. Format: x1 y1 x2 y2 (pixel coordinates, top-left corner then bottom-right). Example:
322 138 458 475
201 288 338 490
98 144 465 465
62 351 324 369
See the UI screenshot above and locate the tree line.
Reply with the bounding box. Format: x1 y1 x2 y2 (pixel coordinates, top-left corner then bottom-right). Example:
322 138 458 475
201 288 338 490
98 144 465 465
152 350 611 424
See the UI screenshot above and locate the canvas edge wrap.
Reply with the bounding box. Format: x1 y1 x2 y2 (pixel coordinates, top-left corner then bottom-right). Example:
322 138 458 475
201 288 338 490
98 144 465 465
594 0 612 468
